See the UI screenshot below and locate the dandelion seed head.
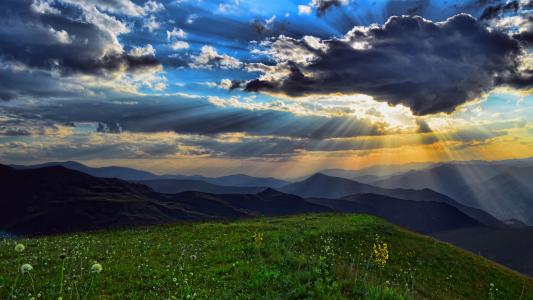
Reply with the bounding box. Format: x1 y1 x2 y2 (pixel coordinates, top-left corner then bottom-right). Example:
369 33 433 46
15 243 25 252
91 263 103 273
20 263 33 274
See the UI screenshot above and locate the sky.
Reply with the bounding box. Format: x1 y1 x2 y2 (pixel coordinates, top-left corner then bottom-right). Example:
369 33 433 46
0 0 532 178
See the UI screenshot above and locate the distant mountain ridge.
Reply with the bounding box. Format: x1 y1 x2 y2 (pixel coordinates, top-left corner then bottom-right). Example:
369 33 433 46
137 179 266 194
1 164 487 236
280 173 505 228
11 161 290 187
373 164 533 225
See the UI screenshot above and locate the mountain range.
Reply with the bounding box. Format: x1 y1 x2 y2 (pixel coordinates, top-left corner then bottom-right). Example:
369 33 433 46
3 161 533 276
1 164 485 235
12 161 289 187
373 164 533 225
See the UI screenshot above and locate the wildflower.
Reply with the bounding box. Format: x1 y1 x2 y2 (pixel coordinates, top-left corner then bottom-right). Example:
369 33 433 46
490 283 494 287
373 234 389 269
20 263 33 274
253 232 264 248
91 263 103 273
15 243 25 252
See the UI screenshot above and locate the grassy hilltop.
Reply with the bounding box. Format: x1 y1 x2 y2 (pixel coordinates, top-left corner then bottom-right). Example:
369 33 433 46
0 214 532 299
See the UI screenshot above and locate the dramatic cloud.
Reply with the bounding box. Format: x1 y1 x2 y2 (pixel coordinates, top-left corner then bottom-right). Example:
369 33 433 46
0 0 162 100
0 97 386 140
242 14 531 115
312 0 348 16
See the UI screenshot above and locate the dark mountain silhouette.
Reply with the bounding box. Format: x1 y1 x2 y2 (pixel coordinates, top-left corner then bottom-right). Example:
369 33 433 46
13 161 289 188
12 161 161 181
280 173 505 228
165 188 331 218
306 194 480 233
0 165 323 235
137 179 265 194
199 174 289 188
0 165 197 235
433 226 533 276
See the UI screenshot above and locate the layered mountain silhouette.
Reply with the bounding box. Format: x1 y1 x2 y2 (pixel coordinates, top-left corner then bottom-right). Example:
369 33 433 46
307 194 480 233
1 164 489 236
373 164 533 225
12 161 161 181
280 173 505 228
0 165 324 235
13 161 289 187
138 179 265 194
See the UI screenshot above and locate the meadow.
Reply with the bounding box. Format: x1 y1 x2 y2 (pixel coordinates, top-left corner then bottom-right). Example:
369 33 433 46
0 214 531 299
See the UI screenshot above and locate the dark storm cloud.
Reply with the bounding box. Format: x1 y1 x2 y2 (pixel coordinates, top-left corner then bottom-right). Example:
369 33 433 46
0 69 89 101
242 14 530 116
314 0 344 16
1 97 384 140
416 119 432 133
0 0 160 90
478 0 519 20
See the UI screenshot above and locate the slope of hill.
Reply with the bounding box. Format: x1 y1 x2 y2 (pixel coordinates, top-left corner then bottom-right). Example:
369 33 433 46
433 226 533 276
138 179 265 194
281 173 505 228
0 165 194 235
167 188 331 218
1 214 531 299
306 194 480 233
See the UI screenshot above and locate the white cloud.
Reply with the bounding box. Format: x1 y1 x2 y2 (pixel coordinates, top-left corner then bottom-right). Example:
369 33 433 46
171 41 190 50
31 0 60 14
167 28 186 40
190 45 242 69
219 79 233 90
49 27 72 44
143 15 160 32
186 14 198 24
298 5 312 15
129 44 156 57
143 0 165 13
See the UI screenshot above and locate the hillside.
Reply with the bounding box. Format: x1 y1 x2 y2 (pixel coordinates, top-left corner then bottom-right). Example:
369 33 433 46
433 226 533 276
0 165 194 235
1 214 531 299
307 194 480 233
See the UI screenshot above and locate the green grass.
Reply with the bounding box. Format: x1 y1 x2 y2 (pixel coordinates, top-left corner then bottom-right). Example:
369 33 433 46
0 214 532 299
